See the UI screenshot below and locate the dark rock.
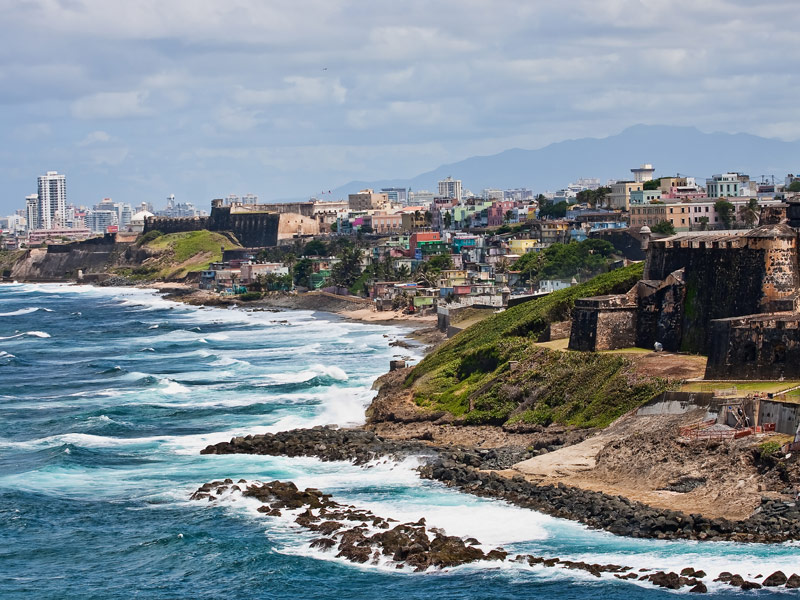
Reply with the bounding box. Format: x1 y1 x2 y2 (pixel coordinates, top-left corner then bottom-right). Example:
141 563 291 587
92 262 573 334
689 582 708 593
785 574 800 588
740 581 762 590
763 570 787 586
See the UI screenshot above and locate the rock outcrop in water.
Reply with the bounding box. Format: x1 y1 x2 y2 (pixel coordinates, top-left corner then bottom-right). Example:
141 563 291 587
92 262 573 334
191 478 800 592
200 426 800 545
191 479 502 571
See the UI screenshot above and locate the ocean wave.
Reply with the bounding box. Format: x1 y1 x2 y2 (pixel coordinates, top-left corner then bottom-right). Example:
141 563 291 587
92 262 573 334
158 378 190 395
0 330 51 340
264 364 348 385
0 307 40 316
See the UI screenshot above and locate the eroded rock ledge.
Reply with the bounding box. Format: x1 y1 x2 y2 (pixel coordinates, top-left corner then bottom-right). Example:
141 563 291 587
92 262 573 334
191 478 800 592
199 426 800 544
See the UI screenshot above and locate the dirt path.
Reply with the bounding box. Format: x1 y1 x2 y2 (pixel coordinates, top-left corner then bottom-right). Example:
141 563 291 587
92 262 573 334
513 432 611 481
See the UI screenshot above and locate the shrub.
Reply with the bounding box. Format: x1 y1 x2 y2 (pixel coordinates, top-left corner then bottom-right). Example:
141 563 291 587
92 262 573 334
759 440 782 458
238 291 263 301
136 230 163 246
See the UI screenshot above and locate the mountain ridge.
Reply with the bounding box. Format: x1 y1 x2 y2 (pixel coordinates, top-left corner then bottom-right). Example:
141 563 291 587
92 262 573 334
321 125 800 198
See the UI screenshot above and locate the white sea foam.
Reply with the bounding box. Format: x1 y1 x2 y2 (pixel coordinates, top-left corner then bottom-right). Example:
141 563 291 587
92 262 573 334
158 378 190 395
263 364 349 385
0 330 51 340
0 350 15 359
0 307 39 316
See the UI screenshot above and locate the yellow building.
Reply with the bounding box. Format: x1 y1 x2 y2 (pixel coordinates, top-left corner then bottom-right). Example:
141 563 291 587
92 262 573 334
509 239 540 254
608 181 643 210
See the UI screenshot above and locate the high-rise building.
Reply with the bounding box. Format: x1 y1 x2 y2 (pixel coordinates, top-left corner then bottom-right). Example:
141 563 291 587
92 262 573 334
37 171 67 229
26 195 39 231
438 176 462 201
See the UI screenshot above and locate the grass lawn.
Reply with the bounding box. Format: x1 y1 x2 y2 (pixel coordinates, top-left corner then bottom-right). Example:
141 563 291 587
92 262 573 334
680 381 800 394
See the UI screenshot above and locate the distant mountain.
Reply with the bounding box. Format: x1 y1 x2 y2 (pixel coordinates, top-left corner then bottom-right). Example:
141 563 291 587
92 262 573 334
324 125 800 197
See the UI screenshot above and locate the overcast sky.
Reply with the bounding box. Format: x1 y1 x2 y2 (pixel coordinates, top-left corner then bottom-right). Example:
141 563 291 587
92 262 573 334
2 0 799 214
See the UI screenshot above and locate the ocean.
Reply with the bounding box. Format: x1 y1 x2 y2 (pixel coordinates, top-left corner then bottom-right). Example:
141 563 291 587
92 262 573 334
1 282 798 599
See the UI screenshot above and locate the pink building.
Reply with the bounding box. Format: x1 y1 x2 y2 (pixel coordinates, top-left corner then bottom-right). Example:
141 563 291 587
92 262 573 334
487 200 517 227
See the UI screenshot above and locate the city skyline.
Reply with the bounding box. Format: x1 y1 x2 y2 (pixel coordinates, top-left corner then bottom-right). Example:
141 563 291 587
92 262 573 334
2 1 800 214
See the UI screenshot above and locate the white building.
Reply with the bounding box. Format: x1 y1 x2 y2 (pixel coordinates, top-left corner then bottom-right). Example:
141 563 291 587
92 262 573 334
631 164 656 183
408 190 435 207
26 194 39 231
438 177 462 201
36 171 67 229
706 173 742 198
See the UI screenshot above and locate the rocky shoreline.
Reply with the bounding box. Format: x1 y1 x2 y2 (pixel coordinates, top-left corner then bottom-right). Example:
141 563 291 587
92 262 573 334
200 426 800 545
190 474 800 592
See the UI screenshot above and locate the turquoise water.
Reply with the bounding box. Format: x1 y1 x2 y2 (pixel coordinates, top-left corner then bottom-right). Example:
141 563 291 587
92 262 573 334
0 283 797 599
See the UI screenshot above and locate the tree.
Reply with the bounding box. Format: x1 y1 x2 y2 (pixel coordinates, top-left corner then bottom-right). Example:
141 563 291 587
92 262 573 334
396 264 411 280
643 178 662 191
742 197 760 228
538 200 567 219
698 216 710 231
428 253 453 271
302 239 328 256
443 212 452 230
292 257 313 288
576 187 611 207
414 262 438 288
504 210 513 224
331 246 363 288
651 220 676 235
715 200 736 229
788 181 800 193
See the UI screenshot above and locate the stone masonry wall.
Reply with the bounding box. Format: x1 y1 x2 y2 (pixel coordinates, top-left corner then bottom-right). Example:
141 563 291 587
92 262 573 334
706 315 800 380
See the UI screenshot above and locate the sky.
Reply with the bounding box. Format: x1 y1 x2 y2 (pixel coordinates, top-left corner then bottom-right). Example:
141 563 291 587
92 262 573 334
2 0 800 214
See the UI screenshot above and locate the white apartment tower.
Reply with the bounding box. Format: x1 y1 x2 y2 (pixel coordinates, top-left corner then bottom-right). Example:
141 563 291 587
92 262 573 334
438 176 462 201
36 171 67 229
25 195 39 231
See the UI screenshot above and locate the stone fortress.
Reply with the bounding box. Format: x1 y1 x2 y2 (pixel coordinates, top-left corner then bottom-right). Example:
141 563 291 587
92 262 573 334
143 199 339 247
569 199 800 380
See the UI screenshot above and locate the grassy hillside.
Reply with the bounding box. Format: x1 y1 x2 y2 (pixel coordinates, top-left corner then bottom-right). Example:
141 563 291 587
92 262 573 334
407 263 674 428
117 230 240 280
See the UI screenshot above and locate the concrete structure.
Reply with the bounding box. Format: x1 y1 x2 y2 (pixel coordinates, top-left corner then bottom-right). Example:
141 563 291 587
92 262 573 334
348 189 389 211
706 173 742 198
631 164 655 183
25 195 39 231
438 177 462 201
629 189 662 205
608 181 643 210
35 171 67 230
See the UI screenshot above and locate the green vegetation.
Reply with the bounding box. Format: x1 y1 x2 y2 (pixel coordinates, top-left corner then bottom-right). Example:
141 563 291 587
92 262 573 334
788 181 800 193
238 291 263 301
135 230 163 246
714 199 735 229
680 381 800 394
538 199 567 219
511 239 617 283
758 440 782 458
139 230 240 279
651 220 675 235
643 178 662 191
406 263 671 427
575 186 611 207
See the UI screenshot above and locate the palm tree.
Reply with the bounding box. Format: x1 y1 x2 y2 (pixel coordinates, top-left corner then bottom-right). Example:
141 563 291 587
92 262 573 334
742 198 760 228
396 264 411 280
414 262 438 288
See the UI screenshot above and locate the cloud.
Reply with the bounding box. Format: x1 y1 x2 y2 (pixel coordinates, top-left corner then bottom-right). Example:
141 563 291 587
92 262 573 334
1 0 800 213
234 77 347 106
71 91 151 119
77 130 111 146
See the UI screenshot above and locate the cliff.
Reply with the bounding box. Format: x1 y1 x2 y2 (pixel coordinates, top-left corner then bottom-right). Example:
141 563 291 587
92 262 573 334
399 264 677 429
0 230 240 282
